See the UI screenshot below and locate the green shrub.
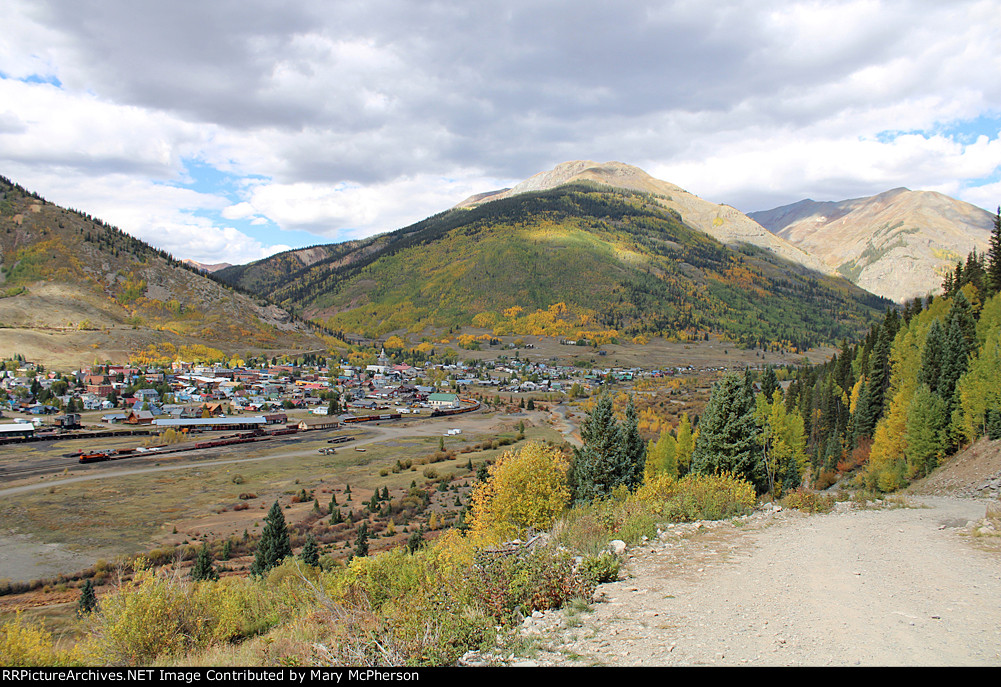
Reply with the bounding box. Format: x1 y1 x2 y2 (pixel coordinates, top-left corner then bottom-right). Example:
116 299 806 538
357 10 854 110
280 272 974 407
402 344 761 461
578 551 621 584
467 544 595 625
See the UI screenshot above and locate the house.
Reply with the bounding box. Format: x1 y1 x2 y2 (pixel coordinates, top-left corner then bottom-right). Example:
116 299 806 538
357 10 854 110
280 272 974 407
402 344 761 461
124 410 155 425
427 393 459 409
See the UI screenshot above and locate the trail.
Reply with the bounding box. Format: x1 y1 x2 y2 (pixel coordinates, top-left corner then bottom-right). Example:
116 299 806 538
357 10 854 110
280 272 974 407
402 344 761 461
534 496 1000 667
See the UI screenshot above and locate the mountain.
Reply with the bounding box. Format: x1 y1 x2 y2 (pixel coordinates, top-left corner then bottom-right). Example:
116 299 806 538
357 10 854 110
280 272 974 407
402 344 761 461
749 188 995 303
220 176 891 350
456 161 834 275
182 259 233 273
0 176 328 367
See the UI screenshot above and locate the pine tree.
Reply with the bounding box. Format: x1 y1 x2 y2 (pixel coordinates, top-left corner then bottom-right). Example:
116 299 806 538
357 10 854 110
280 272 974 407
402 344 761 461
77 579 97 617
300 533 320 566
618 397 647 490
904 385 947 478
191 542 219 582
354 521 370 557
760 366 780 401
251 501 292 576
569 392 623 503
691 372 764 490
919 319 945 395
988 206 1001 296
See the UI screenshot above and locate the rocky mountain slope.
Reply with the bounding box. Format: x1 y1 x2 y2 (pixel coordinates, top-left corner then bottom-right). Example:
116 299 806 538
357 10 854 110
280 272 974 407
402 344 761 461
0 176 328 367
749 188 995 303
457 160 833 275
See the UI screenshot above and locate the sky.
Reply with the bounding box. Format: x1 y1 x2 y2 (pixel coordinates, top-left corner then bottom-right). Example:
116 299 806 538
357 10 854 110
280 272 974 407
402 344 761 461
1 0 1000 265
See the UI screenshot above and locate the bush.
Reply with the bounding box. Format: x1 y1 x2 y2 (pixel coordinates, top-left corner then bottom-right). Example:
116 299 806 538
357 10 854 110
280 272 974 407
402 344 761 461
781 488 835 514
578 551 621 584
0 613 81 666
469 442 570 541
89 563 202 665
467 544 594 624
633 472 756 522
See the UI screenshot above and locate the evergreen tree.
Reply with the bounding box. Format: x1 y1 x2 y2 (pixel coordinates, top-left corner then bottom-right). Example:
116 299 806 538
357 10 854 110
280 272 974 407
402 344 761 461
919 319 945 395
77 579 97 617
251 501 292 576
987 407 1001 440
191 542 219 582
938 292 976 412
300 533 320 566
989 206 1001 296
618 397 647 490
939 317 971 410
569 392 623 503
760 366 780 401
963 249 988 295
354 521 370 557
904 385 947 478
691 372 764 490
407 527 426 553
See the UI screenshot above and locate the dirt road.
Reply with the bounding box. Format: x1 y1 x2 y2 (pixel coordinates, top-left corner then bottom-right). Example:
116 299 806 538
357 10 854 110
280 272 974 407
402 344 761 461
532 496 1000 667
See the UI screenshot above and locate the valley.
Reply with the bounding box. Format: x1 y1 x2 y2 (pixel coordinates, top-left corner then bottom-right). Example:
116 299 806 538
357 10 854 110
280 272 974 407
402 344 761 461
0 162 997 668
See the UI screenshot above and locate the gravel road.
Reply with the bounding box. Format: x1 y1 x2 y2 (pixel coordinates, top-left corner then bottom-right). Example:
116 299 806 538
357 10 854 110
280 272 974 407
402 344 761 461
524 496 1000 667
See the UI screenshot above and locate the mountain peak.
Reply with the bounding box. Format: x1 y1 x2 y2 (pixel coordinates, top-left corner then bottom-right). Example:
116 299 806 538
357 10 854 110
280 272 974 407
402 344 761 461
455 160 685 208
455 160 832 275
750 188 994 302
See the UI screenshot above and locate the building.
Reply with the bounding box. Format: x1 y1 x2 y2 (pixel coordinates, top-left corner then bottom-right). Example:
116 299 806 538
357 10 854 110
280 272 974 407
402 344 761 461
0 423 34 439
427 393 459 409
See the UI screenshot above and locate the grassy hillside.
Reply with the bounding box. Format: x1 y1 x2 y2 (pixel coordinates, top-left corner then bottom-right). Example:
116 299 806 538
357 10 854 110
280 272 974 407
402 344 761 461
223 184 891 349
0 176 328 366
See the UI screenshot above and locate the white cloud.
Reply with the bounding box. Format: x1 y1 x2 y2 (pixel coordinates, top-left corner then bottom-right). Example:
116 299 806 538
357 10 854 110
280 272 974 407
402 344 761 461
1 0 999 263
244 172 513 239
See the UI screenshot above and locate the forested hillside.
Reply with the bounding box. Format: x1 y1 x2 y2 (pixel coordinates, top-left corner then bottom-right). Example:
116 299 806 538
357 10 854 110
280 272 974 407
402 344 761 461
0 175 328 364
778 227 1001 491
220 183 890 349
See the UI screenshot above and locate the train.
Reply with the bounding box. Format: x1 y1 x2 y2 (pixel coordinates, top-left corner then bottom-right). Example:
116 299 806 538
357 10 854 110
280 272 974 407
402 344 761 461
430 401 481 418
78 425 302 463
341 413 401 424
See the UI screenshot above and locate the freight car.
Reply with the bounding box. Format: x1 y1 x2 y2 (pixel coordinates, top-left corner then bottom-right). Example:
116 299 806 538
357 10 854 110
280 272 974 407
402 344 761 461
340 413 401 424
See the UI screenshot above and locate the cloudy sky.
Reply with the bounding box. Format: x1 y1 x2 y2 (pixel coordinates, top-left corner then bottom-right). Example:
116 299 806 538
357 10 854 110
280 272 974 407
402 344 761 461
2 0 999 264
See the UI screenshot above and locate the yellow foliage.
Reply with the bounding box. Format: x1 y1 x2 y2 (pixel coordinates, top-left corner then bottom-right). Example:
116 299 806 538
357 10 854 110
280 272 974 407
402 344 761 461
472 311 499 328
470 442 570 542
384 335 406 350
634 472 678 504
0 612 81 666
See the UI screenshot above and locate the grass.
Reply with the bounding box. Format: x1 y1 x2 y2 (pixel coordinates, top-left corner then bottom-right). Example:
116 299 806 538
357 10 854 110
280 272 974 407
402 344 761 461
0 421 562 585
